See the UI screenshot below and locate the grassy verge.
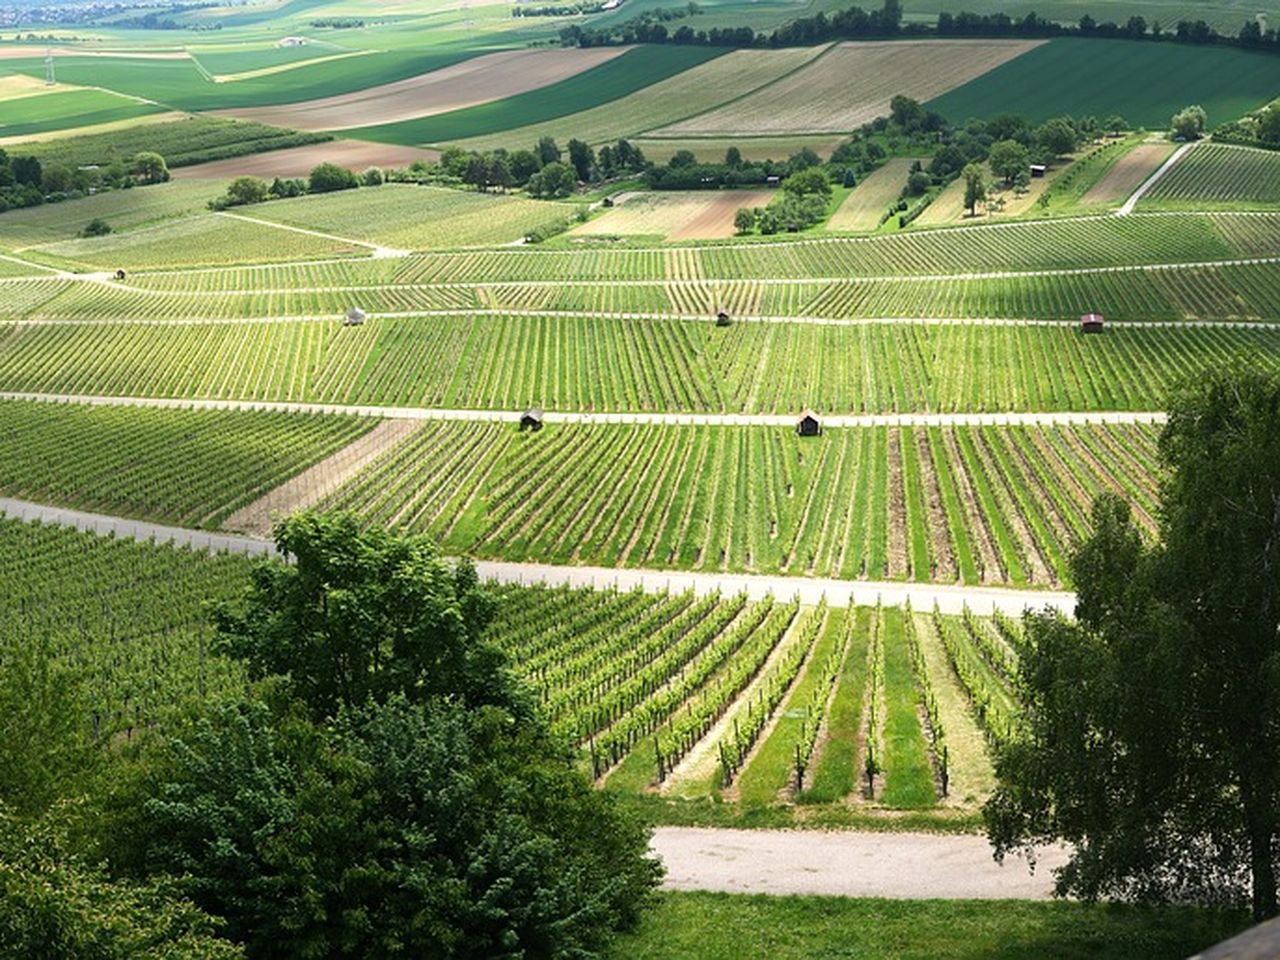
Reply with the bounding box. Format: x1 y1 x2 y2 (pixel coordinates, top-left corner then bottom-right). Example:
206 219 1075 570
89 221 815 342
879 607 938 809
606 892 1248 960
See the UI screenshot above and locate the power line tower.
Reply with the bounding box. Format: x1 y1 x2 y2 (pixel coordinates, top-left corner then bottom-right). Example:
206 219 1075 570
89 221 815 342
44 47 55 85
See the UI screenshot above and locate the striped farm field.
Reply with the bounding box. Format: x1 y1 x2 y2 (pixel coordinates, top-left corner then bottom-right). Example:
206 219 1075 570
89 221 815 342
573 190 776 241
98 211 1277 282
490 580 1012 810
5 509 1014 816
25 214 371 271
0 399 374 527
827 158 920 233
655 40 1043 137
241 183 577 250
1 316 1277 412
317 419 1162 588
1140 143 1280 209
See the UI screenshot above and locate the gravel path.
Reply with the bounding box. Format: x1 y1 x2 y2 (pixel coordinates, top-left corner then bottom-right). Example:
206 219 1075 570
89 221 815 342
651 827 1071 899
1118 141 1195 215
0 497 1074 615
0 390 1165 431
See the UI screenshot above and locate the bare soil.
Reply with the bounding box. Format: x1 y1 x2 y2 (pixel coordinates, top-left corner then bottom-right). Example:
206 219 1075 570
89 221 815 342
1081 141 1176 205
172 140 441 179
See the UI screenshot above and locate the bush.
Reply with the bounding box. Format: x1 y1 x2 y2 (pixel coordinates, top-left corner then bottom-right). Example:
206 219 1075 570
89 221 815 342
308 162 359 194
362 166 385 187
79 218 113 238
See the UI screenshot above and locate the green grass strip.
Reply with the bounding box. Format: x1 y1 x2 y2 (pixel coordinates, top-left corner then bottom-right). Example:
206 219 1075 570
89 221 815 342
879 607 938 810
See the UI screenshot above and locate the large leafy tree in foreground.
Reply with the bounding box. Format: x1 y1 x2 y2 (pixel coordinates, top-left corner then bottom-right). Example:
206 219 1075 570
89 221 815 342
114 514 660 959
986 368 1280 920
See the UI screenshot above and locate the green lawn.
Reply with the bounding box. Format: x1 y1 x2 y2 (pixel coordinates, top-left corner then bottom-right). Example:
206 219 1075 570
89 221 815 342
607 892 1248 960
344 45 726 146
927 37 1280 127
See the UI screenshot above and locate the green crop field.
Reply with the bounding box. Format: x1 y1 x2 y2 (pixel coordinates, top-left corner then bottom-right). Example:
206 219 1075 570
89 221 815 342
0 399 374 527
0 87 164 138
927 38 1280 127
6 115 333 170
241 183 578 249
345 45 727 146
1141 143 1280 209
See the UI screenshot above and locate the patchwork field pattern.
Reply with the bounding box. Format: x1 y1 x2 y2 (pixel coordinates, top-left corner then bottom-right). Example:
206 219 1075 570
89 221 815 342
574 190 776 240
656 40 1043 137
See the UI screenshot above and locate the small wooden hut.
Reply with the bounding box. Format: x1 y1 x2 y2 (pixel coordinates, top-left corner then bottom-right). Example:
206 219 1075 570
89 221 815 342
716 310 731 327
344 307 366 326
1080 313 1105 334
114 269 126 281
520 407 545 432
796 409 822 437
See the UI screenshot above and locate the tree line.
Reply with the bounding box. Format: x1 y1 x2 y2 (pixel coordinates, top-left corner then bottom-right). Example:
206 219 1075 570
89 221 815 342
0 147 168 215
561 0 1280 55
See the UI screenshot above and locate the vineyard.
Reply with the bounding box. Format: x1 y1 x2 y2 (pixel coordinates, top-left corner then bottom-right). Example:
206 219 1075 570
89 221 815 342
0 400 374 527
1140 143 1280 209
2 511 1028 815
318 419 1162 587
1 316 1274 413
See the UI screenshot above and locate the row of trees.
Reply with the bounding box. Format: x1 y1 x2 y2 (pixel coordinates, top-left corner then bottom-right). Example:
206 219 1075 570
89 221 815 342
563 0 1280 55
0 514 661 957
0 148 167 214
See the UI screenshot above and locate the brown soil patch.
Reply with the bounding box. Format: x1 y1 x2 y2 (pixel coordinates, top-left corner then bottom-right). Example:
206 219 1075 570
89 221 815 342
671 190 775 240
172 140 441 179
1081 141 1176 205
886 428 909 578
213 47 629 132
223 419 421 536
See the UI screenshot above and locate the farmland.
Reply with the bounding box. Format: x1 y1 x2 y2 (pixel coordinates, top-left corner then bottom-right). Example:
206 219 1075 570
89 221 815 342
926 38 1280 127
0 87 164 138
655 40 1042 137
574 190 776 240
827 158 921 233
1140 143 1280 209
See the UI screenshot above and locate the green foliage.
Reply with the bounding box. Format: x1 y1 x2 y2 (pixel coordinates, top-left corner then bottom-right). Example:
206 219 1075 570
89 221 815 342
962 162 987 214
986 367 1280 920
215 513 517 719
308 162 359 194
0 638 97 817
132 152 169 185
80 217 113 237
780 166 831 198
1172 104 1208 139
0 805 241 960
989 139 1031 183
527 161 577 198
222 177 270 208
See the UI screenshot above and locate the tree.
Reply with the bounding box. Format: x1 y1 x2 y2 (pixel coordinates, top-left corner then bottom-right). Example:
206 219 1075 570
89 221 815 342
567 138 595 182
1035 118 1078 158
487 153 513 192
889 94 925 130
536 136 561 166
510 149 541 184
526 161 576 199
463 153 488 191
307 163 358 193
80 217 113 238
1257 106 1280 146
1103 114 1129 136
962 163 986 216
215 513 516 720
733 207 756 234
224 176 269 207
905 169 931 195
132 151 168 185
361 166 384 187
1171 104 1207 140
668 149 696 169
988 139 1031 184
41 161 72 194
986 367 1280 922
782 166 831 198
116 517 662 958
724 146 743 168
0 806 241 960
0 638 96 818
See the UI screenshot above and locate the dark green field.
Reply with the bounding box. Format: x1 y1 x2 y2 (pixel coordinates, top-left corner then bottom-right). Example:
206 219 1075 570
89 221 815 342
344 45 726 146
608 893 1247 960
927 37 1280 126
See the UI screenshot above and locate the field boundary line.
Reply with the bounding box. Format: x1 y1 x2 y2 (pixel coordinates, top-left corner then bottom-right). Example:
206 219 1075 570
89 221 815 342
214 211 410 258
0 252 68 277
1118 141 1195 215
0 496 1075 615
0 390 1168 427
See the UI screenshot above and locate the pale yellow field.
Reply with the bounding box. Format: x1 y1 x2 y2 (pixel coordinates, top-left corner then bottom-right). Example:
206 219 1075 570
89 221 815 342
0 75 75 101
215 47 631 131
631 135 844 164
0 111 187 148
655 39 1043 137
826 158 921 233
573 190 776 240
1080 140 1176 205
453 46 830 152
